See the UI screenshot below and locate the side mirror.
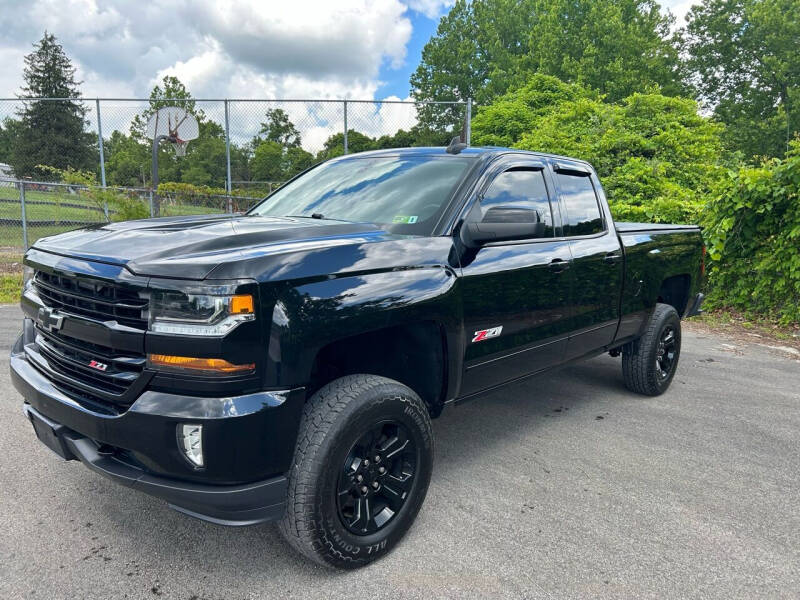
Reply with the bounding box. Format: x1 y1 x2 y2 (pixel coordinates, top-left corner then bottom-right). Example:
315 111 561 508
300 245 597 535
459 206 546 248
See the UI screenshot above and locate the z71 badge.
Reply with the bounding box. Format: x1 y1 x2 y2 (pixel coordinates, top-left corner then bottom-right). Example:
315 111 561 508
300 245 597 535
472 326 503 343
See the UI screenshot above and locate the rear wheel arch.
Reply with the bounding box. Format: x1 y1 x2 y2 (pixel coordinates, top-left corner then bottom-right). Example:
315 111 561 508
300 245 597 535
656 274 691 317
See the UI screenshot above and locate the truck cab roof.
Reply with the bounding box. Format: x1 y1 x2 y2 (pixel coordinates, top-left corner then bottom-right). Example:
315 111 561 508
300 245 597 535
328 145 594 169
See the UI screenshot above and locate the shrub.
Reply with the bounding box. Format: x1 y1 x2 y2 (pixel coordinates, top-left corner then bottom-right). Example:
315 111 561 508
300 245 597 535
702 140 800 323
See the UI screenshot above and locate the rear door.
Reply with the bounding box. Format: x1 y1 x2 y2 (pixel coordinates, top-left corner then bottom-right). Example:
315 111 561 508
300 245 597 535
458 157 573 396
552 162 623 359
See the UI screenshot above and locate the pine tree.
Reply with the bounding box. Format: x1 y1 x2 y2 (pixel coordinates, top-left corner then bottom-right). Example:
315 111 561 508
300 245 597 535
10 32 94 178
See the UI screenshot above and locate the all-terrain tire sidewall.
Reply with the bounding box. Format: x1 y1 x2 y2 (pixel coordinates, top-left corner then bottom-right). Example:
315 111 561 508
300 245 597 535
623 303 682 396
280 375 433 569
319 394 431 566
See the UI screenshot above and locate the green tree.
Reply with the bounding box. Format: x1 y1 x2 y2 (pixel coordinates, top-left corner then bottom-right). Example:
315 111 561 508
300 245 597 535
317 130 376 160
473 79 727 223
181 120 227 187
470 74 597 146
683 0 800 158
250 140 315 183
372 125 456 149
530 0 683 100
250 141 285 182
10 32 94 178
0 118 22 166
284 146 315 177
411 0 683 129
105 130 148 187
258 108 301 147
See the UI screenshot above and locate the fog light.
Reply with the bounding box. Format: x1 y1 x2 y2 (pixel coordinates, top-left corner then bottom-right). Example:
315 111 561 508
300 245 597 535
178 424 203 468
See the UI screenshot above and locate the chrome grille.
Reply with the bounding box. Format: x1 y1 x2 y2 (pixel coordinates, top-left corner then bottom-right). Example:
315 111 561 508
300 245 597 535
33 271 148 329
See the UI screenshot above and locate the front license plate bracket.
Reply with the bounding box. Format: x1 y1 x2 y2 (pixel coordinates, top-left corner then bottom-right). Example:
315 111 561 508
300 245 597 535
26 407 76 461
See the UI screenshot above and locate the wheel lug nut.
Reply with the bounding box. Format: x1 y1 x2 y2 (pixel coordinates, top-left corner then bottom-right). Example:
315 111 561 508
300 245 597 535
356 474 363 482
361 486 368 494
378 466 386 474
374 455 380 463
372 481 379 489
363 459 370 466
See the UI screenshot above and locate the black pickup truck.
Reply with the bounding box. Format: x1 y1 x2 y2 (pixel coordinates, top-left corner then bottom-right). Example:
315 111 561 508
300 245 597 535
11 146 704 568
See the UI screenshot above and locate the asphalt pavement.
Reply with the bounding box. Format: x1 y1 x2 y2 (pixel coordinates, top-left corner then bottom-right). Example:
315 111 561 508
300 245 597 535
0 303 798 599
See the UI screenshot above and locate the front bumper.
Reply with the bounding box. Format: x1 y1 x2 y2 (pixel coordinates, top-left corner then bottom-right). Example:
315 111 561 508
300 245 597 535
11 331 305 526
22 403 287 526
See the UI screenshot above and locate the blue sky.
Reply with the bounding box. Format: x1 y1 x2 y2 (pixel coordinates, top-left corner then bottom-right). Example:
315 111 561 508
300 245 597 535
377 10 441 98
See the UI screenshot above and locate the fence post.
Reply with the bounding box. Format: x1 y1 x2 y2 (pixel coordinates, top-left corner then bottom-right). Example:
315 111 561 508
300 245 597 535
20 181 29 250
224 99 233 213
149 189 154 218
96 98 107 187
343 99 348 155
465 98 472 146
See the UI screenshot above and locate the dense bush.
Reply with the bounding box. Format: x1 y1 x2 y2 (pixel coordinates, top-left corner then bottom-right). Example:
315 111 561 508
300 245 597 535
703 140 800 323
472 77 726 224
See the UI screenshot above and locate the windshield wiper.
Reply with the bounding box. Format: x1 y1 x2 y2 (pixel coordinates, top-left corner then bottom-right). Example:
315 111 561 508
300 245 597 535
285 213 355 223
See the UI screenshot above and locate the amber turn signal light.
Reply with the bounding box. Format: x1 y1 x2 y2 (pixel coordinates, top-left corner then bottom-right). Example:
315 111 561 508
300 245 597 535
148 354 255 375
229 294 254 314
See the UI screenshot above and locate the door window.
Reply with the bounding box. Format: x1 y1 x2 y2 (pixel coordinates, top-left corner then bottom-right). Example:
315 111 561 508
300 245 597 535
557 172 604 236
480 168 554 237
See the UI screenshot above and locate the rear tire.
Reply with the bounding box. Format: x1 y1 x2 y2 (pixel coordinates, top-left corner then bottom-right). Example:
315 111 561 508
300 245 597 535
278 374 433 569
622 303 681 396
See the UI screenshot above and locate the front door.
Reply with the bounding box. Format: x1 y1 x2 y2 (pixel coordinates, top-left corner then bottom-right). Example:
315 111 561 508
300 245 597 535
458 162 573 397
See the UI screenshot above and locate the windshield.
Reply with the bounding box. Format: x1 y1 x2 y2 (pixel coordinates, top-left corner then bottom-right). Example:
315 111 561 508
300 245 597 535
249 155 473 234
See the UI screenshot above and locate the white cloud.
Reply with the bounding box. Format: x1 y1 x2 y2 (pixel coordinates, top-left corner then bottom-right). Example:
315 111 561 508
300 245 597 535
405 0 454 19
0 0 421 99
0 0 436 151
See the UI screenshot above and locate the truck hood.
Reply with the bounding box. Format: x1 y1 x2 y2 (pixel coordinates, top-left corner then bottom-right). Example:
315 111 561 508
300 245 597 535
31 214 392 279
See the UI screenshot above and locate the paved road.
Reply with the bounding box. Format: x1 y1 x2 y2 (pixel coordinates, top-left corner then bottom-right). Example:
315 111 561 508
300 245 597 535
1 303 798 599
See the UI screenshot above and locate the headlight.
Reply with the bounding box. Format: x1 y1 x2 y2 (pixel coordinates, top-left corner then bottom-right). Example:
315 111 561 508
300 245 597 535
149 283 255 337
22 265 34 290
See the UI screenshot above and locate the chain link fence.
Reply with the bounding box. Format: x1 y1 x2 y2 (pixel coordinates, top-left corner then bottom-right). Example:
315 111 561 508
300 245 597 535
0 97 469 254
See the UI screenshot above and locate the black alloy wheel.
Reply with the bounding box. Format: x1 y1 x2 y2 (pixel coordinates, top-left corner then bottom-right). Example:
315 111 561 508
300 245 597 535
655 325 678 380
337 421 418 535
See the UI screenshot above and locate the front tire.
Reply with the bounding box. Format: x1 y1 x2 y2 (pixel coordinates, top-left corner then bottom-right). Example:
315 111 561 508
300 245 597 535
278 375 434 569
622 303 681 396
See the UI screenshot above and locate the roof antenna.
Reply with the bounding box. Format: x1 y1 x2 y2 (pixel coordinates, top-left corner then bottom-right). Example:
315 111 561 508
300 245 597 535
446 135 467 155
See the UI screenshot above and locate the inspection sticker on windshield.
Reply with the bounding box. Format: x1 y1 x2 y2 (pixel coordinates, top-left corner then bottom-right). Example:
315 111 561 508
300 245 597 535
392 215 418 224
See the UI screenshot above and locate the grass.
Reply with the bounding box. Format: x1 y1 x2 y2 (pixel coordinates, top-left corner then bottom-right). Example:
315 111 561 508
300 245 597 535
0 185 225 250
0 273 22 304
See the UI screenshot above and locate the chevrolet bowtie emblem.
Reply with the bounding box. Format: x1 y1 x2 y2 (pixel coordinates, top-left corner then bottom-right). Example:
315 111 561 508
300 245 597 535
37 307 64 332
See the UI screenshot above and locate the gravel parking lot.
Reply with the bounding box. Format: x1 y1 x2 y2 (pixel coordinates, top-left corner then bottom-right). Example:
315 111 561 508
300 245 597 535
1 303 798 599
